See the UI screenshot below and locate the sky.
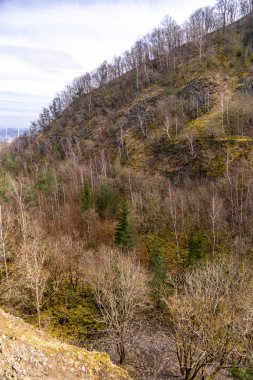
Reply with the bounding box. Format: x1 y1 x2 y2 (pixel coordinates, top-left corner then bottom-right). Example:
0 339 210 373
0 0 216 130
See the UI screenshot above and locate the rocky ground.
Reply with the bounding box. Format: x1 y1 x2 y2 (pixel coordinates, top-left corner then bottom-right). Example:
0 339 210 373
0 309 130 380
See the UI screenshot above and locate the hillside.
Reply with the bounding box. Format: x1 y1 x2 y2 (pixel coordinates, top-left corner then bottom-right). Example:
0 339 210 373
0 308 129 380
13 12 253 180
1 4 253 380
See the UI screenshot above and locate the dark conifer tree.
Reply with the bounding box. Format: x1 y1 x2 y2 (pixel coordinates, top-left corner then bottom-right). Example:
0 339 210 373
114 201 135 251
81 181 92 212
149 239 172 309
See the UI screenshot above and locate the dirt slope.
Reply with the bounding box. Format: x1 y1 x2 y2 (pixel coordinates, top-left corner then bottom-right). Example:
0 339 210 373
0 309 130 380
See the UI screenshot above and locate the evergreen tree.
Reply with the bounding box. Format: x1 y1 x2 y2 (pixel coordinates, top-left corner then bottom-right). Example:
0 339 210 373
81 181 92 212
149 238 173 309
114 201 135 251
188 229 206 265
95 181 117 218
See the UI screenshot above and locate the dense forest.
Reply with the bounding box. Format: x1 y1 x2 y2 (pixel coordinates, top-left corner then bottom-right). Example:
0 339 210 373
1 0 253 378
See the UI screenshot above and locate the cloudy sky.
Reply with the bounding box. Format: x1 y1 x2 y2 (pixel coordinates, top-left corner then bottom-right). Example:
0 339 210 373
0 0 215 129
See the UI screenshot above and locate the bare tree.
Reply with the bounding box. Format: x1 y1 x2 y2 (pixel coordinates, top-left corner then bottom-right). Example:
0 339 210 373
240 0 253 16
162 16 183 74
224 163 253 242
227 0 239 23
157 97 183 139
20 234 49 328
0 206 10 280
216 0 238 28
187 7 215 60
180 129 198 157
10 179 28 242
50 235 86 288
209 191 224 255
90 247 148 364
165 184 186 258
168 260 253 380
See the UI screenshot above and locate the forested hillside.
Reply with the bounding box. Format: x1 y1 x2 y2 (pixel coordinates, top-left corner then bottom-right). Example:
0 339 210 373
1 1 253 379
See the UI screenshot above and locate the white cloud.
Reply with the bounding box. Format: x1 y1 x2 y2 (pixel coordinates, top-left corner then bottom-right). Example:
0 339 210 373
0 0 216 128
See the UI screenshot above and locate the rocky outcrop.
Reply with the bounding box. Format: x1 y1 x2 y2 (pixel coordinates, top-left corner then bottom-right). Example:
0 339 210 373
0 309 130 380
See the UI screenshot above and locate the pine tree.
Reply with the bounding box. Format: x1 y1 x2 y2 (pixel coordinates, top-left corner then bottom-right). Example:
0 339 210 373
114 201 135 251
149 239 173 309
188 229 206 265
81 181 92 212
95 182 117 218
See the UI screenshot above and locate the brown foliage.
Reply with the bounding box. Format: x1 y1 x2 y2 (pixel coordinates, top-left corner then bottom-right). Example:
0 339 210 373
169 259 253 379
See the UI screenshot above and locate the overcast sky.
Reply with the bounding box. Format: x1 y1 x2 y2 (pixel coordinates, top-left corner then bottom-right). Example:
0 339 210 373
0 0 215 129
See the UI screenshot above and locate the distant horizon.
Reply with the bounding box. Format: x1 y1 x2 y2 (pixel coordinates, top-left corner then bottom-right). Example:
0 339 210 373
0 127 27 130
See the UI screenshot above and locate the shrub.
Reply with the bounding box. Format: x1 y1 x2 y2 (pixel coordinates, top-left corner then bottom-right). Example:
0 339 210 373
231 365 253 380
3 153 18 174
0 175 10 202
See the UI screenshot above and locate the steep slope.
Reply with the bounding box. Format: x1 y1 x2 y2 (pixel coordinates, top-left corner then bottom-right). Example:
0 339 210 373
13 12 253 180
1 10 253 380
0 308 129 380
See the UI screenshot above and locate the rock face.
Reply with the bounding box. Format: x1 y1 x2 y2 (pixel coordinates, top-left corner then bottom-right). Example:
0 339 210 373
0 309 130 380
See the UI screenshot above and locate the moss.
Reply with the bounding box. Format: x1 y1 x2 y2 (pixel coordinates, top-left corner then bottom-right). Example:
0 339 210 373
28 284 103 345
231 365 253 380
0 308 131 379
207 155 226 178
217 136 253 143
186 119 206 133
146 233 188 273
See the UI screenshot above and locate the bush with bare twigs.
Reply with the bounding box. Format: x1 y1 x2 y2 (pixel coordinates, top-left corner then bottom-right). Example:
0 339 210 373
169 259 253 380
89 247 149 364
